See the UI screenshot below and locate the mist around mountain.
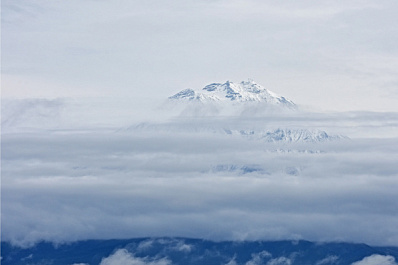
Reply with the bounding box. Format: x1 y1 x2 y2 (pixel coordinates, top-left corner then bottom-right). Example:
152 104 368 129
2 82 398 264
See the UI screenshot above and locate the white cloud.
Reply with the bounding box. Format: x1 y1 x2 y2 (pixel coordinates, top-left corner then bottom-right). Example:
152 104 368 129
316 255 339 265
225 257 238 265
99 249 171 265
172 241 193 253
137 240 155 252
246 251 272 265
267 257 292 265
351 255 397 265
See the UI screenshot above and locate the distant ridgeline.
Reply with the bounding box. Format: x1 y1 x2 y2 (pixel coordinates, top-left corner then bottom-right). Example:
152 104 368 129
2 238 398 265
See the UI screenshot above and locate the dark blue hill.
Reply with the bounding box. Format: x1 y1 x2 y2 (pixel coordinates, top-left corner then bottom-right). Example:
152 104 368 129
2 238 398 265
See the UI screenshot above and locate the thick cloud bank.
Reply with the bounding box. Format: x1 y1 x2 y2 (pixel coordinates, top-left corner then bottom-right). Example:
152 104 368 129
1 98 398 247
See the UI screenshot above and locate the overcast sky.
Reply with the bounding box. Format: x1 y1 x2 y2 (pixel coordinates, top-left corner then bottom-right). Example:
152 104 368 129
2 0 398 111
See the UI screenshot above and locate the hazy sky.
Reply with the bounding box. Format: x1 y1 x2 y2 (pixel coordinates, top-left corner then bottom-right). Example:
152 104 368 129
2 0 398 111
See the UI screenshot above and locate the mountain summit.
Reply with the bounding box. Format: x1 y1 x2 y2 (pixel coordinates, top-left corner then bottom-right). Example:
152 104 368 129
169 80 296 109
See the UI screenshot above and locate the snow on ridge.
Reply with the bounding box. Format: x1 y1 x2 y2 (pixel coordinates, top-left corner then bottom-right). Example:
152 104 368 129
226 128 347 143
260 128 346 143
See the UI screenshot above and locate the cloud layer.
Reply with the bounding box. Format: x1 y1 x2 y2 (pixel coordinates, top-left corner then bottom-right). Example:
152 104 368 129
2 101 398 247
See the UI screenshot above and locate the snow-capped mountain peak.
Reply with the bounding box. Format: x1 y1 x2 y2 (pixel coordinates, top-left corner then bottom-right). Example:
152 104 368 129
169 80 296 108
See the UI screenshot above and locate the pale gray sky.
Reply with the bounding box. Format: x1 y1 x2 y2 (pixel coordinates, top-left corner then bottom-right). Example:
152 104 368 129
2 0 398 111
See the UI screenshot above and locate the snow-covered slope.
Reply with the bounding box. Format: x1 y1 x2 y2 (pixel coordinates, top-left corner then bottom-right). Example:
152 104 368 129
169 80 296 109
239 128 347 143
224 128 346 143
